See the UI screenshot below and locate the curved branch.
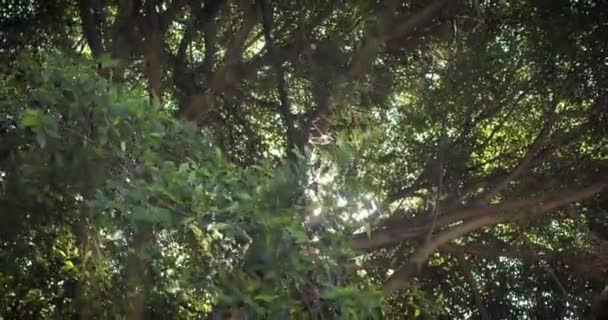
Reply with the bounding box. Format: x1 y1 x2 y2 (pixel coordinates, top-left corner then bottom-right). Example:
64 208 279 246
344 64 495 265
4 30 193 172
382 183 606 293
352 195 542 251
350 0 453 77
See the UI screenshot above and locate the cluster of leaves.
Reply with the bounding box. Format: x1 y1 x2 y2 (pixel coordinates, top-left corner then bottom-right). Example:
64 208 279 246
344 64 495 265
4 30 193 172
0 54 383 319
2 0 608 319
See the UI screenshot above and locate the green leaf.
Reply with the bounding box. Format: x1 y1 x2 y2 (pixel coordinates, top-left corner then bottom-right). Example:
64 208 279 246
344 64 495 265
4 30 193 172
63 260 75 271
255 294 278 303
215 147 223 162
55 248 67 258
21 109 42 128
130 206 172 226
285 225 308 243
36 132 47 148
208 222 231 231
97 54 119 68
238 192 252 201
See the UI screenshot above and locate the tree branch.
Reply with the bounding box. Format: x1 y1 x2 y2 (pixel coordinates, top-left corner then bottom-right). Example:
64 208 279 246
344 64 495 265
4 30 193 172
77 0 105 57
139 2 164 100
377 95 606 253
258 0 299 155
107 0 140 78
541 95 607 153
476 107 556 204
387 0 455 42
382 183 606 293
298 0 455 152
349 0 453 78
160 0 190 31
455 253 491 320
171 0 224 107
177 1 256 122
441 240 608 283
353 195 540 251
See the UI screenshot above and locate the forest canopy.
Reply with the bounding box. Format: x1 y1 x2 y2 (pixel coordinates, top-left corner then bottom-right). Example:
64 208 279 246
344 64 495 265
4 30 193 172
0 0 607 319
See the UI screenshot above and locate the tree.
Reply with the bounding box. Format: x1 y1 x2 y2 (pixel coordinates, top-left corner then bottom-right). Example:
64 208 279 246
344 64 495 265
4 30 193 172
1 0 607 319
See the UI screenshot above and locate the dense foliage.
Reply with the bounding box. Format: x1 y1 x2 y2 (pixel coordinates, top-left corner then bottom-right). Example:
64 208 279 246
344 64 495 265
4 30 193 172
1 0 607 319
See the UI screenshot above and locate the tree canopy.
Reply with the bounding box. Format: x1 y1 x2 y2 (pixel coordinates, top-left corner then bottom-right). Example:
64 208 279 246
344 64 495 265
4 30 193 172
1 0 607 319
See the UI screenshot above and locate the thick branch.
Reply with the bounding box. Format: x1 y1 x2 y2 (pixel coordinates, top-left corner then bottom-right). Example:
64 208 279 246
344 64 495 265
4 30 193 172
77 0 105 57
387 0 455 42
382 183 606 293
108 0 140 77
226 4 257 65
297 0 454 151
349 0 453 78
176 0 223 64
258 0 298 154
456 253 491 320
140 3 165 99
177 1 256 122
442 240 608 283
352 195 542 251
379 96 607 249
172 1 223 106
160 0 189 31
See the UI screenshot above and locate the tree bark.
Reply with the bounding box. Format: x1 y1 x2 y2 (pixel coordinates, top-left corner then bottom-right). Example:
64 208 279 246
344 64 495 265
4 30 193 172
382 183 606 293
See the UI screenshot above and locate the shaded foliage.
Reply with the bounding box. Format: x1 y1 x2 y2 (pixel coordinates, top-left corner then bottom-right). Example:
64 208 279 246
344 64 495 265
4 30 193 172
1 0 608 319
